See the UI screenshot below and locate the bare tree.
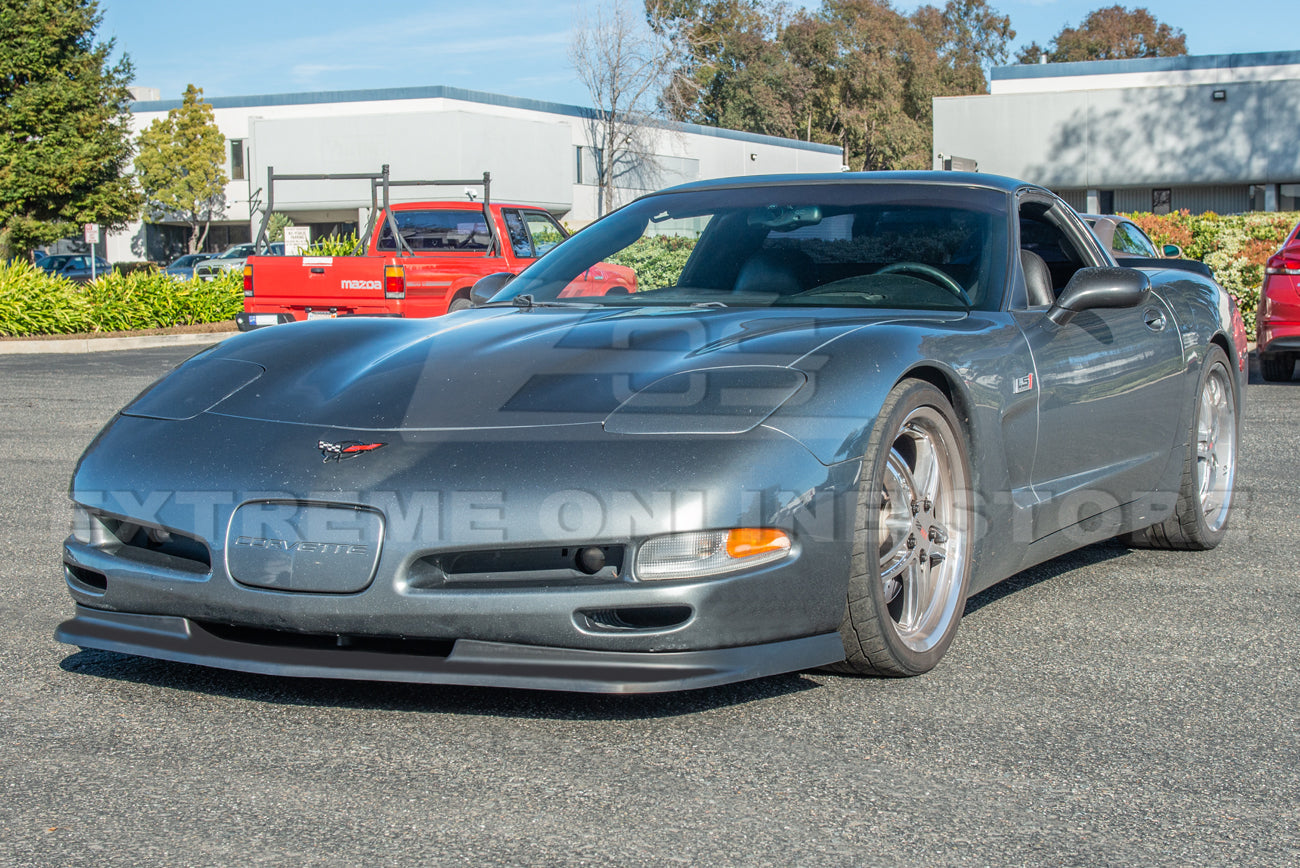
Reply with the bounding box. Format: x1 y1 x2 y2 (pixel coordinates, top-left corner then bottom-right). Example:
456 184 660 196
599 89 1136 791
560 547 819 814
570 1 674 216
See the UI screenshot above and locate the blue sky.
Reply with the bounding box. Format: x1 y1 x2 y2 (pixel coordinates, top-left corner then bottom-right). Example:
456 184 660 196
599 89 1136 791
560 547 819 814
100 0 1290 107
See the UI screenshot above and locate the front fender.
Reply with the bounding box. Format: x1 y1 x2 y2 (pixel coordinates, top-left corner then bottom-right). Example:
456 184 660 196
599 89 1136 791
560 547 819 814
763 313 1038 594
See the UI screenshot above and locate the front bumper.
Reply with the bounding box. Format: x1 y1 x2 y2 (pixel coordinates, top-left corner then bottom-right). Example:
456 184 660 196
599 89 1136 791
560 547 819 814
57 605 844 693
61 413 857 691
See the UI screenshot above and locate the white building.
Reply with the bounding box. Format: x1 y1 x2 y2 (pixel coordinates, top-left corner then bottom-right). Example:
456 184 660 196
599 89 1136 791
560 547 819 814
932 50 1300 215
113 85 844 263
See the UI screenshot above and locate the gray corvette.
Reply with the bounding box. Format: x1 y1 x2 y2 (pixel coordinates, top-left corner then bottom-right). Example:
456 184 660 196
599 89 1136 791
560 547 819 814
58 173 1245 693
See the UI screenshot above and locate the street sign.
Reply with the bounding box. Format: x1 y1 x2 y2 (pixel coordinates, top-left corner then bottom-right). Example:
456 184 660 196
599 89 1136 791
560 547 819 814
283 226 311 255
83 223 99 244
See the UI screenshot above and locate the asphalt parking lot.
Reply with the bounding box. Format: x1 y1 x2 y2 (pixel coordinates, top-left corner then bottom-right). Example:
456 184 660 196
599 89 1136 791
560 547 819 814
1 346 1297 867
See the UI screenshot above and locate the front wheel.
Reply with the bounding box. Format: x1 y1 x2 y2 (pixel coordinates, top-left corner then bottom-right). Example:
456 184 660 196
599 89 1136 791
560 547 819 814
830 380 973 677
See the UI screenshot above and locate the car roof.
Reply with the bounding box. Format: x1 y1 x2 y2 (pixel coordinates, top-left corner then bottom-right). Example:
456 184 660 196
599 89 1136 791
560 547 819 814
1079 213 1128 225
652 170 1037 198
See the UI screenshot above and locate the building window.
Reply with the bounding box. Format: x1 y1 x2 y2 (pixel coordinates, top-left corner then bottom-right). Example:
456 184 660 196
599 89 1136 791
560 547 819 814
576 146 603 186
1152 189 1172 215
230 139 244 181
1281 184 1300 211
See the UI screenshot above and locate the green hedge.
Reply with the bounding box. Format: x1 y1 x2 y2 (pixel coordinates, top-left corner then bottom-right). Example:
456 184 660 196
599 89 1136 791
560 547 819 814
606 235 698 291
1125 210 1298 333
0 260 243 337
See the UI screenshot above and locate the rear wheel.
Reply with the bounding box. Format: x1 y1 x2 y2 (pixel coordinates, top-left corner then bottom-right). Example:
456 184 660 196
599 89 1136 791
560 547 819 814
830 380 973 677
447 295 473 313
1259 352 1294 382
1126 345 1237 550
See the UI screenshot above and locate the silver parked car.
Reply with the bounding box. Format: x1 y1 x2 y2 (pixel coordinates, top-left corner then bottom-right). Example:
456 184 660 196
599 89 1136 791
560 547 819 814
163 252 215 280
57 172 1245 693
1082 214 1183 260
194 243 283 280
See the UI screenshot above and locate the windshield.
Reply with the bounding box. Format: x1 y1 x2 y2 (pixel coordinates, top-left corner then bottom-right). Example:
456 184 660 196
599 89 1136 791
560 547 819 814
499 183 1009 311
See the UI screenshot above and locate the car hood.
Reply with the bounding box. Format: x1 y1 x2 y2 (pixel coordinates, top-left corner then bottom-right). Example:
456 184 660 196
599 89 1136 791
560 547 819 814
137 306 961 431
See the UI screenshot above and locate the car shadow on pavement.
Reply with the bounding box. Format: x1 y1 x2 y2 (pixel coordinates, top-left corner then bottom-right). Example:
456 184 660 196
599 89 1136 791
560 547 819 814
56 647 820 719
963 538 1132 617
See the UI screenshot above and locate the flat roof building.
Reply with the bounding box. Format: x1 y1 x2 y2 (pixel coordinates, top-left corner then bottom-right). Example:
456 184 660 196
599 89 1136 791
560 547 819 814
933 50 1300 215
112 85 843 263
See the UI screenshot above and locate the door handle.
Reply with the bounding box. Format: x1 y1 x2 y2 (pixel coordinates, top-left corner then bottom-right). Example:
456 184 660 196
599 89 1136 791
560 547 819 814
1143 308 1165 331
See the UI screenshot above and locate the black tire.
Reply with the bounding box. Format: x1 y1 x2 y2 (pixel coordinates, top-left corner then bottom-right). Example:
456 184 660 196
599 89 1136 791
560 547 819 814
447 295 472 313
1259 353 1294 382
829 379 974 677
1125 345 1237 550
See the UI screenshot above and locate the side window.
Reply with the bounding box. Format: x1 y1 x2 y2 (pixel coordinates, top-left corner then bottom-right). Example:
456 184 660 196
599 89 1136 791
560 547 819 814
1019 203 1093 303
521 211 567 257
1114 223 1157 257
503 210 533 258
377 210 490 251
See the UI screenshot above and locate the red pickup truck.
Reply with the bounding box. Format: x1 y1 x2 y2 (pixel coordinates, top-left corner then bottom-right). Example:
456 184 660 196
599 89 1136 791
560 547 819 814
236 200 635 330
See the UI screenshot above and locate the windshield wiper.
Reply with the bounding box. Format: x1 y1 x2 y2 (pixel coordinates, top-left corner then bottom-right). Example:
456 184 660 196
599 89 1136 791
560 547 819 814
480 294 599 310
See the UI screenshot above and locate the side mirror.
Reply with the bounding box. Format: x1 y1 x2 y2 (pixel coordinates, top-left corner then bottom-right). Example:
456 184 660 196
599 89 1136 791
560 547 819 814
1162 243 1183 258
469 272 516 307
1047 267 1151 326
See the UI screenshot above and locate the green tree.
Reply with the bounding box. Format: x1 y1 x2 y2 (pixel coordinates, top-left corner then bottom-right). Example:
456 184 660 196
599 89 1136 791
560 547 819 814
266 212 294 243
1015 5 1186 64
913 0 1016 93
649 0 1012 171
134 84 228 253
0 0 140 259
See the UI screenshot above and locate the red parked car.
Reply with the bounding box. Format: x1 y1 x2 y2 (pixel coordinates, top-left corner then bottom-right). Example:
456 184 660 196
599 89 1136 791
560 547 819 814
1257 220 1300 381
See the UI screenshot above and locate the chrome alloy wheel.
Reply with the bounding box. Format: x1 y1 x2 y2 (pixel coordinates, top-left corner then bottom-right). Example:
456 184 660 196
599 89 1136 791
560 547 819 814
876 406 969 653
1196 362 1236 533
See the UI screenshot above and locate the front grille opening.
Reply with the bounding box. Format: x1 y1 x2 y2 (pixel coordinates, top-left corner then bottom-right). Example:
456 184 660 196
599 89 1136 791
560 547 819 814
580 605 693 633
196 621 455 658
65 563 107 592
408 545 627 589
101 519 211 574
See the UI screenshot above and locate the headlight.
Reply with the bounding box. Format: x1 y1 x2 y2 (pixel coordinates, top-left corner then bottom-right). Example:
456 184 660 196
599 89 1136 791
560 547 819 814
603 366 806 435
635 528 791 581
70 503 94 544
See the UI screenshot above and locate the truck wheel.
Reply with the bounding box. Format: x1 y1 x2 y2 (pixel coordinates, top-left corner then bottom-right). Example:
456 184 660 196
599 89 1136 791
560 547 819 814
447 295 472 313
1259 353 1294 382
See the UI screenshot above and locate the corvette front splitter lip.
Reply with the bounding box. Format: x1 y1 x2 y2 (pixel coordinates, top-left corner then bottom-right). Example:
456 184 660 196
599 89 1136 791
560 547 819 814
56 605 845 694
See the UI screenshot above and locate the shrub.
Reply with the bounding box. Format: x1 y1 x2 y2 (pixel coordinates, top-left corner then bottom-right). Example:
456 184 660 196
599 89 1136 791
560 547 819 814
1124 210 1299 333
304 232 362 256
0 260 95 335
114 261 158 276
607 234 698 291
0 261 242 336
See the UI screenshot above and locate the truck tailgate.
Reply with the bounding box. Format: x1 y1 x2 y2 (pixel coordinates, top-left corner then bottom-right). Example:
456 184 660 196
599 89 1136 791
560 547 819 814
243 256 393 325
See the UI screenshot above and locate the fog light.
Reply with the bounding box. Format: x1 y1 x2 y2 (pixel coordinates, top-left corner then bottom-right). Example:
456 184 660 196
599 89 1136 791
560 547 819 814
635 528 791 581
